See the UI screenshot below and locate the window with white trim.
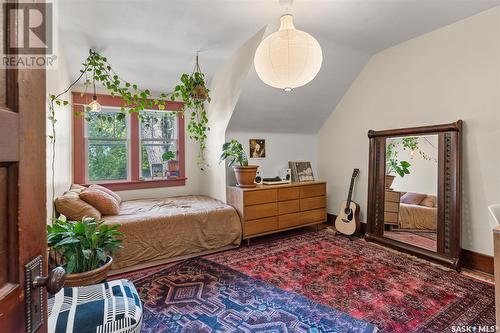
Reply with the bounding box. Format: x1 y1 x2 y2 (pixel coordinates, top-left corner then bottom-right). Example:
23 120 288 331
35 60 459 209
85 108 129 182
140 111 179 180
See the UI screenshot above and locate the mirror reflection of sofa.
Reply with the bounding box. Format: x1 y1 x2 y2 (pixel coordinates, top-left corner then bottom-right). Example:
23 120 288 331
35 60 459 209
398 192 437 230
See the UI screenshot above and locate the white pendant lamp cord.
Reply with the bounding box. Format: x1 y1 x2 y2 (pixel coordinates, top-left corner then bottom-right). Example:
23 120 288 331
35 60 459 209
279 0 294 13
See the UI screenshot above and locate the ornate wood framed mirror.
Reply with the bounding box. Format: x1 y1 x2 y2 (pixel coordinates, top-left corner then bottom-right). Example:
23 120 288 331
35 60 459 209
366 121 462 270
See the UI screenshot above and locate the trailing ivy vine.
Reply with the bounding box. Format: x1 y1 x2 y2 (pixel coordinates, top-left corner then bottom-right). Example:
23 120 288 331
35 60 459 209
48 49 211 215
171 71 210 165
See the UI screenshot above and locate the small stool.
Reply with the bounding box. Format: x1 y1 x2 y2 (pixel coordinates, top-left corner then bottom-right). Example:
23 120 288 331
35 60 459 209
48 279 142 333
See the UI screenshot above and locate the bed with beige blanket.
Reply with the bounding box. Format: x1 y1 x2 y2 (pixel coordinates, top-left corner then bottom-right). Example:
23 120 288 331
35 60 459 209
102 195 242 272
397 192 437 230
399 203 437 230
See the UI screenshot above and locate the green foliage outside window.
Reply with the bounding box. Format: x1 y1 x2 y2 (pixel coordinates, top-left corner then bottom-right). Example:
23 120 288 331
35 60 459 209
86 110 128 182
140 111 178 179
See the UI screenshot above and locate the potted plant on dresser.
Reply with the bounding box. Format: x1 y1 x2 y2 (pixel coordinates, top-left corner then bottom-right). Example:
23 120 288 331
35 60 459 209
220 139 258 188
385 140 411 189
47 215 123 287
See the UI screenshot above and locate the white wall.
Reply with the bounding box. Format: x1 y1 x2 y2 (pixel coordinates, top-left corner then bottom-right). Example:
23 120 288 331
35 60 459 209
225 131 317 185
46 42 72 222
390 135 438 196
318 6 500 255
202 28 266 201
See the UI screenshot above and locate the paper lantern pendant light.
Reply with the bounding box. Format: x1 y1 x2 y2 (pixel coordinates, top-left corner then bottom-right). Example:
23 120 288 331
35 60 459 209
254 14 322 92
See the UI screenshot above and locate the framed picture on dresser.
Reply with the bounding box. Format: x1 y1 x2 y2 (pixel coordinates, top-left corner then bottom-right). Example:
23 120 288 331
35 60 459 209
289 161 315 182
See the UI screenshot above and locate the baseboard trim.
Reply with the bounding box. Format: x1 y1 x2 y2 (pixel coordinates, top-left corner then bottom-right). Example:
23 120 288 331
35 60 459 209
326 213 493 275
326 213 336 225
460 249 493 275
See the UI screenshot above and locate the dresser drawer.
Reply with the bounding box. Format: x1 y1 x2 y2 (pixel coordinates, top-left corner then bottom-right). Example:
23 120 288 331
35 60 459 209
244 202 278 220
278 199 300 214
384 212 399 224
385 191 401 202
384 201 400 213
244 216 278 237
278 187 300 201
279 213 301 229
244 189 277 206
300 196 326 211
300 208 326 224
300 184 326 198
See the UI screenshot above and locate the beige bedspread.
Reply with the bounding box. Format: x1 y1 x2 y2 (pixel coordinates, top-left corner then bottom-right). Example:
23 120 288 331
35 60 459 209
399 203 437 230
102 195 242 270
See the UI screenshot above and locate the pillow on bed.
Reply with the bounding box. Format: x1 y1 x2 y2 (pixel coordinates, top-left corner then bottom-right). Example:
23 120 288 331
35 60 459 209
69 184 87 194
420 195 437 208
80 188 120 216
400 192 427 205
55 191 101 221
89 184 122 204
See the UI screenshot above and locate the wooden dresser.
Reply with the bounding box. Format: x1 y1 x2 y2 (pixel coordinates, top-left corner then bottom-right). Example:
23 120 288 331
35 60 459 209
227 181 327 243
384 189 401 227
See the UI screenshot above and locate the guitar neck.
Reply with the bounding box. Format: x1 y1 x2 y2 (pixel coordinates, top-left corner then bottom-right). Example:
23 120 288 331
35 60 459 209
346 177 355 206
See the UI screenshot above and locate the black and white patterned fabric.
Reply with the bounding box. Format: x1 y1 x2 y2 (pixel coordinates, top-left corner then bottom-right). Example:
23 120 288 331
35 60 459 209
48 279 142 333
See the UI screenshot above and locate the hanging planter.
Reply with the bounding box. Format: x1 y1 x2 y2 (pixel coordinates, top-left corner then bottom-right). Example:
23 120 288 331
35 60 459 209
171 54 211 168
192 84 208 100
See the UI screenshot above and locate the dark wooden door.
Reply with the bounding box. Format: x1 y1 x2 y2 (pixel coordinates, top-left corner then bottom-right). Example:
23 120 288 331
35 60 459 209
0 1 50 331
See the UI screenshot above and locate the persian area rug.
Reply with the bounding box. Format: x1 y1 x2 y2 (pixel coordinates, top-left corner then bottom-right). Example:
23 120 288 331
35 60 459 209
206 230 495 333
126 257 376 333
384 231 436 252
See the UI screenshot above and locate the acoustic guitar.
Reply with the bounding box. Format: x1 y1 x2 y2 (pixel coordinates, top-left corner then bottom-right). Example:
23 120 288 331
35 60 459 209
335 168 360 235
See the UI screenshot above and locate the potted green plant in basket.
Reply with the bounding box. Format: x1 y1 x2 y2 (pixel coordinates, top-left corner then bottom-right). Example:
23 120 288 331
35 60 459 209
220 139 258 188
162 150 179 178
47 215 123 287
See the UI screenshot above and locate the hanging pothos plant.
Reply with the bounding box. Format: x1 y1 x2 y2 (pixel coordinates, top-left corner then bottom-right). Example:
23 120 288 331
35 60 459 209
170 58 211 166
48 50 211 213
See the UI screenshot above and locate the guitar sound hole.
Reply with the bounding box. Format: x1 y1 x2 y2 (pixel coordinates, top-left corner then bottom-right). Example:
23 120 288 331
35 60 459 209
343 208 353 222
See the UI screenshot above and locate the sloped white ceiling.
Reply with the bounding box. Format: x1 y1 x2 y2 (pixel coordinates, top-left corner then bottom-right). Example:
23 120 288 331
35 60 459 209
58 0 500 133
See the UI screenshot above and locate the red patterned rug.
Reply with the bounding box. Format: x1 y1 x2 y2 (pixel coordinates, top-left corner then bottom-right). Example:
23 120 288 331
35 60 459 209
123 257 377 332
384 231 436 251
205 230 495 333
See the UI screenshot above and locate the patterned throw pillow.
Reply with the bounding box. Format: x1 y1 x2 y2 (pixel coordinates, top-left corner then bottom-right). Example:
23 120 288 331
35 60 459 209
69 184 87 194
55 191 102 221
89 184 122 204
400 192 427 205
80 188 120 216
419 196 437 208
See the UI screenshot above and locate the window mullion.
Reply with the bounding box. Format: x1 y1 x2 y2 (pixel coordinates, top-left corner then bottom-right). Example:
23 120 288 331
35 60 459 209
130 112 140 182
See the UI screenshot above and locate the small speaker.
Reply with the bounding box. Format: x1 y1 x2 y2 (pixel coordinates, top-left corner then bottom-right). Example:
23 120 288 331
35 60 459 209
255 171 263 184
280 168 291 182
